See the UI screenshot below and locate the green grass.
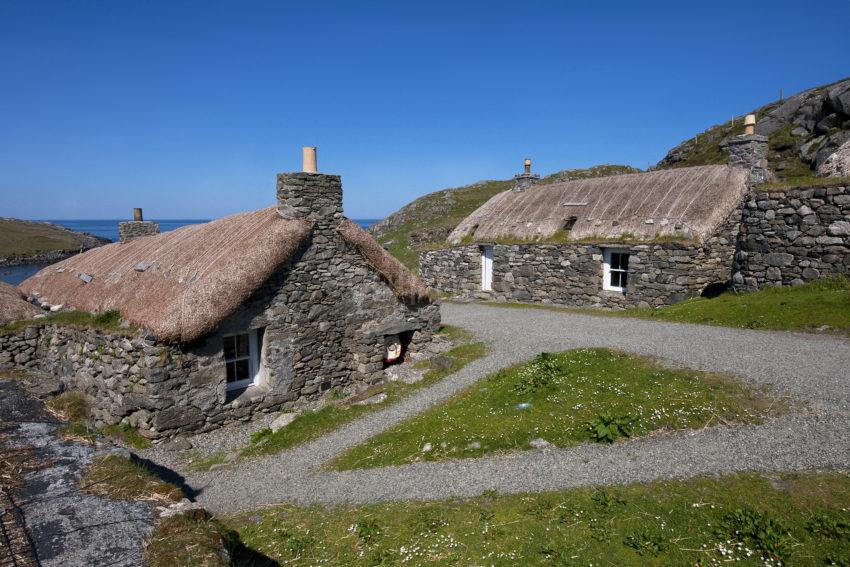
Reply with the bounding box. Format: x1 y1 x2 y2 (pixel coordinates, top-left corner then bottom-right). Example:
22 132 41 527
225 472 850 566
81 454 183 502
184 451 228 472
623 277 850 333
240 327 487 459
0 309 129 336
45 391 98 442
0 218 85 258
330 348 780 470
145 510 238 567
100 423 152 449
474 277 850 335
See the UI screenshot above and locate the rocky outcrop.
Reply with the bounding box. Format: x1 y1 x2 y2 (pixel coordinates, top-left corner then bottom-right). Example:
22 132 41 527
657 78 850 177
817 140 850 178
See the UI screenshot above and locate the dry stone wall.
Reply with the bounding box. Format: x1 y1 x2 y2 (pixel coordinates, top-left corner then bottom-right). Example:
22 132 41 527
733 183 850 288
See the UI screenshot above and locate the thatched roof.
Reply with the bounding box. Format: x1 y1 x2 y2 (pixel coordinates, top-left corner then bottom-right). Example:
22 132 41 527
18 208 431 343
337 219 430 303
20 208 313 343
449 165 749 244
0 281 42 325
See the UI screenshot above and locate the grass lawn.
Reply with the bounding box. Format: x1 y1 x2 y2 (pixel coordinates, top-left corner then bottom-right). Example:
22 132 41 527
330 348 781 471
225 472 850 566
478 277 850 335
0 218 83 258
623 278 850 333
240 326 486 459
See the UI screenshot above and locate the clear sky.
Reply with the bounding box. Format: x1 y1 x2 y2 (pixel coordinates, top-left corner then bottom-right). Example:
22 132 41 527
1 1 848 220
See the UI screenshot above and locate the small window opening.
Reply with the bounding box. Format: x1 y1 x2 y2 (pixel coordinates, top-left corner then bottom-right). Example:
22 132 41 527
383 331 414 368
563 216 578 231
602 249 629 293
223 328 264 391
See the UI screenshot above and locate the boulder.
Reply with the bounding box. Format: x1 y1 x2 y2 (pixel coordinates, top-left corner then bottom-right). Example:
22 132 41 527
817 140 850 178
270 412 299 432
827 81 850 117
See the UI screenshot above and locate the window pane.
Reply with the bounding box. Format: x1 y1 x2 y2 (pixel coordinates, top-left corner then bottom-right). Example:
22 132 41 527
611 271 621 288
619 254 629 271
621 271 629 288
235 359 251 381
226 361 236 382
610 253 621 270
236 334 249 358
223 336 235 360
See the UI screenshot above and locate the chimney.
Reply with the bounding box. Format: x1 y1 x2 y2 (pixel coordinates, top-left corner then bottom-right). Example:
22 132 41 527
513 157 540 192
721 114 770 185
277 146 343 229
118 208 160 243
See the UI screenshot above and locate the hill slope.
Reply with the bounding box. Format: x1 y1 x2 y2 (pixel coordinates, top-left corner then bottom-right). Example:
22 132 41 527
369 165 641 271
658 77 850 182
0 219 109 266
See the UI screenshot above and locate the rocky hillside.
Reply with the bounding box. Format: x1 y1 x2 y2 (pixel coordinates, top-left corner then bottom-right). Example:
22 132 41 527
658 77 850 182
0 218 109 266
369 165 640 271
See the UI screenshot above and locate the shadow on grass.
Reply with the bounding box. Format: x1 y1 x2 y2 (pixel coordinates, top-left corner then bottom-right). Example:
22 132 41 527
131 453 201 501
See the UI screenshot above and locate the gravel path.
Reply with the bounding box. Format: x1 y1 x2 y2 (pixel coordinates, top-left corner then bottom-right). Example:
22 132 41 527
176 303 850 514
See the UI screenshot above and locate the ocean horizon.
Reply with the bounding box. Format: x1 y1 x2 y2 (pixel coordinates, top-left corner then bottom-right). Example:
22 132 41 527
1 218 382 285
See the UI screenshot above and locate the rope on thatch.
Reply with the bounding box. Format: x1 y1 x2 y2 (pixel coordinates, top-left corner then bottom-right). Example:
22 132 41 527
336 218 431 304
19 208 312 343
449 165 749 244
0 282 42 325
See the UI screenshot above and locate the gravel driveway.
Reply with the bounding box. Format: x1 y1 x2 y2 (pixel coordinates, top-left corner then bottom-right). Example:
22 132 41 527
180 303 850 514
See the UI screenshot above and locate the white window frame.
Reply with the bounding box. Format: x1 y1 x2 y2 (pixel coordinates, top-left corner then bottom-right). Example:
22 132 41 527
602 249 630 293
480 245 493 291
223 329 262 391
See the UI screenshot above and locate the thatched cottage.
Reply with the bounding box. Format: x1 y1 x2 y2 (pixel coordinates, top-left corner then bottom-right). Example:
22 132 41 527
2 149 439 438
421 121 850 307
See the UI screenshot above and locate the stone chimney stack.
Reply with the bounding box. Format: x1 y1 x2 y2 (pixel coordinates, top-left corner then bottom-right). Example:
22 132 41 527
513 157 540 192
277 146 343 230
119 208 160 243
722 114 770 185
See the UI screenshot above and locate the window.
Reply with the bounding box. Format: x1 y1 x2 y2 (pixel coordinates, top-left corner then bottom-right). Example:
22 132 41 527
563 216 578 231
223 329 263 391
603 249 629 292
480 245 493 291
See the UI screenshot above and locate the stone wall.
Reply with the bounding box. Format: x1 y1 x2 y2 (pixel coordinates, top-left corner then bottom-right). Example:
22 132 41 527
118 221 160 242
733 183 850 288
421 204 741 308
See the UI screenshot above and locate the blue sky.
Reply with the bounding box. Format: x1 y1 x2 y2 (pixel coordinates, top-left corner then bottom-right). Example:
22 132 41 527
1 1 848 220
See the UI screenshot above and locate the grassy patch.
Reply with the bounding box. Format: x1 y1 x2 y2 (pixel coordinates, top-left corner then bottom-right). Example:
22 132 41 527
0 309 130 336
623 277 850 333
145 510 237 567
760 176 850 191
242 328 487 459
100 423 152 449
184 451 228 472
331 348 781 470
81 454 183 502
226 472 850 566
45 391 97 442
474 277 850 335
0 218 86 258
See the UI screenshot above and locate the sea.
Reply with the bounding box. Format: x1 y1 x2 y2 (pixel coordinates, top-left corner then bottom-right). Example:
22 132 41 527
1 218 381 286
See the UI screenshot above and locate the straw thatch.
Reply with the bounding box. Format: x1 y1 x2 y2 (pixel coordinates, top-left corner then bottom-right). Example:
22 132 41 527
0 282 42 325
449 165 749 244
337 219 430 303
19 208 312 343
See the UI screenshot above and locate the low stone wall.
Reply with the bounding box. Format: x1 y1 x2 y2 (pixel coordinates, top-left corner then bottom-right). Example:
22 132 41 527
421 236 735 308
733 184 850 288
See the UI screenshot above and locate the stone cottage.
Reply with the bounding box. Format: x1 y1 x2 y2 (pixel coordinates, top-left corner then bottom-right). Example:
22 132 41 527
421 120 849 307
3 149 439 438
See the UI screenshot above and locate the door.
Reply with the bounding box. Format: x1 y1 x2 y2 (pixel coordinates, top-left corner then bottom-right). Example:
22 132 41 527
480 245 493 291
